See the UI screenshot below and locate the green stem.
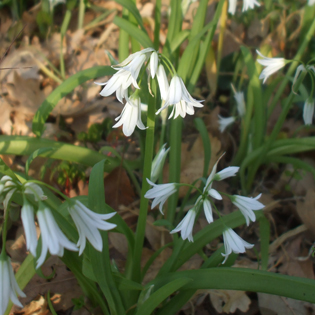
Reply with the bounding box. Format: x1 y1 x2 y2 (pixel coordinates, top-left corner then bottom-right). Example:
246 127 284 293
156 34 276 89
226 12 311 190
131 86 157 283
78 0 85 29
60 9 72 80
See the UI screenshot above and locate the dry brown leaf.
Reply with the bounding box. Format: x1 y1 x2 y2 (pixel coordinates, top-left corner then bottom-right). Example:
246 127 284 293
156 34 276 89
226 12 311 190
108 232 129 258
104 166 135 209
258 293 315 315
278 236 314 279
209 289 251 314
20 257 83 312
14 295 50 315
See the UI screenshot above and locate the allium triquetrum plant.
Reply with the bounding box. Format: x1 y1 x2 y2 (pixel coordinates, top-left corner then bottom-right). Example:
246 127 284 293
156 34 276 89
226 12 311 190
1 0 315 314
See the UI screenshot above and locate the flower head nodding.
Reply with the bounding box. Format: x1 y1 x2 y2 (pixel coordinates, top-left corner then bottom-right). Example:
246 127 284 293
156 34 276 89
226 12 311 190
0 255 26 314
21 196 38 257
144 179 177 214
36 204 78 268
150 144 170 183
242 0 260 12
218 115 235 133
156 75 203 119
96 48 155 103
113 93 146 137
170 208 196 242
231 194 264 226
233 91 246 117
68 200 116 255
222 228 254 263
303 99 314 125
256 50 286 83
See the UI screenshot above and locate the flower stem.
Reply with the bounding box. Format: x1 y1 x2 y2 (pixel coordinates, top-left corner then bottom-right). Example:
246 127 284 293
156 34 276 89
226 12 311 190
131 81 157 282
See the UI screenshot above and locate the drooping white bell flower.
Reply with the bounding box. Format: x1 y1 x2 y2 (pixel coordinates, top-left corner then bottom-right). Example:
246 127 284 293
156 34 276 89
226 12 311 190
218 115 236 133
150 144 170 183
228 0 237 14
303 99 315 125
231 194 264 226
97 48 156 103
156 65 169 101
170 208 196 242
149 51 159 79
68 200 116 255
233 91 246 117
256 50 287 83
21 196 38 257
222 228 254 263
113 93 146 137
36 204 78 268
23 182 47 201
156 75 203 118
145 179 177 214
308 0 315 6
0 255 26 314
242 0 260 12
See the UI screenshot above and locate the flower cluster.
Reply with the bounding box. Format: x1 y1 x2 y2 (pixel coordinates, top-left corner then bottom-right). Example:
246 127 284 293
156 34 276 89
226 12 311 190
257 50 315 125
97 48 203 137
145 154 264 262
0 176 117 311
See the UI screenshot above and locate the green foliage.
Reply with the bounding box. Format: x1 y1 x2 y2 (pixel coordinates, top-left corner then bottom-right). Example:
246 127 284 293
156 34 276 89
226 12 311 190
77 118 113 144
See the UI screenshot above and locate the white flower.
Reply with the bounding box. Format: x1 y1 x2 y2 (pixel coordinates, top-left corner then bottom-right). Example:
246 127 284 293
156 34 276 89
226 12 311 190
149 51 159 79
21 197 38 257
242 0 260 12
113 47 155 70
144 179 177 214
203 158 223 201
202 198 213 223
0 255 26 314
170 209 196 242
113 93 146 137
308 0 315 5
156 65 169 101
36 205 78 268
23 182 47 201
156 75 203 119
234 91 246 117
96 70 139 103
68 200 116 255
214 166 239 181
231 194 264 225
303 99 314 125
151 144 170 183
256 50 286 83
228 0 237 14
218 115 235 132
222 228 254 263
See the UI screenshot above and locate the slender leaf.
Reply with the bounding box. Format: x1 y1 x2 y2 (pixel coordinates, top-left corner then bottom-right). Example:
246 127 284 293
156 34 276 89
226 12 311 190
114 0 147 33
136 278 192 315
25 148 53 175
0 135 121 171
88 160 125 314
113 16 153 48
150 268 315 304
